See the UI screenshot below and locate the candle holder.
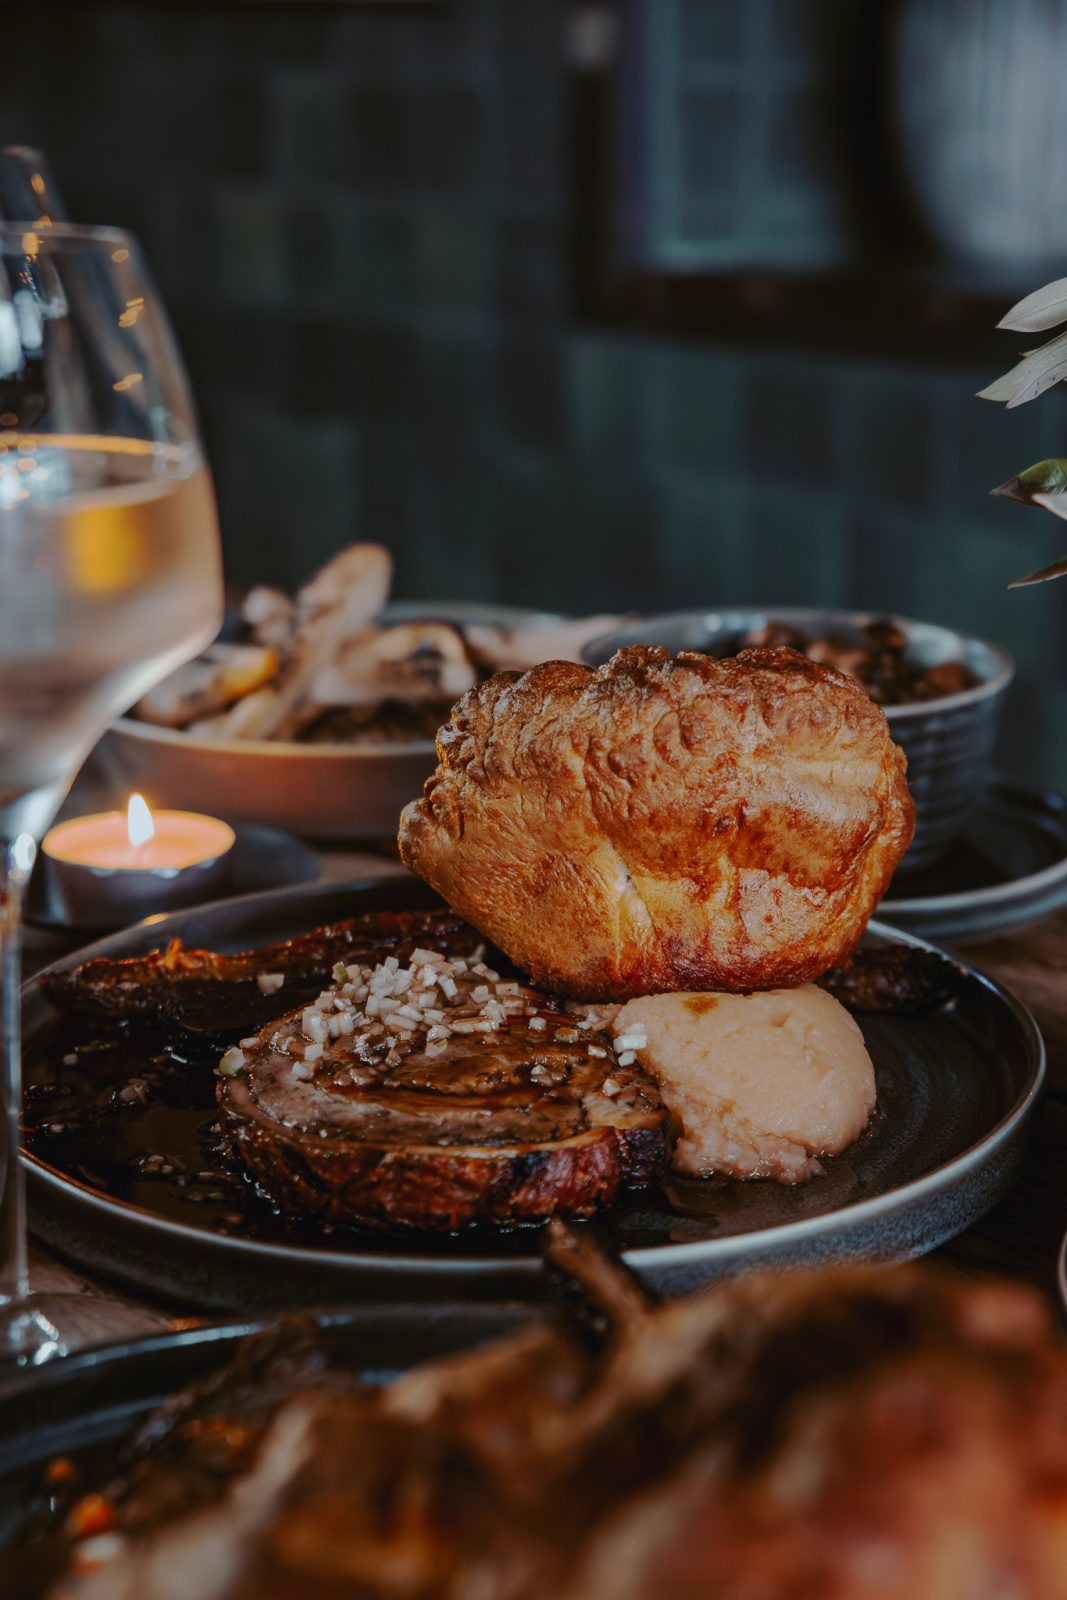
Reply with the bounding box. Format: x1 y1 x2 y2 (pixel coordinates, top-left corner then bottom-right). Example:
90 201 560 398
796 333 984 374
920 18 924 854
42 807 236 928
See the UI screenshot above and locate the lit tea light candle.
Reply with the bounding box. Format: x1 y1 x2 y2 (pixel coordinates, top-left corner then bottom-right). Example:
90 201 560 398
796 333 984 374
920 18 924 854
42 795 236 926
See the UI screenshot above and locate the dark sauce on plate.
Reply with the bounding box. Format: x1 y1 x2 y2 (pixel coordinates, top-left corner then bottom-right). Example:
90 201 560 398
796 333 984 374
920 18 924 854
22 946 964 1259
23 1011 664 1258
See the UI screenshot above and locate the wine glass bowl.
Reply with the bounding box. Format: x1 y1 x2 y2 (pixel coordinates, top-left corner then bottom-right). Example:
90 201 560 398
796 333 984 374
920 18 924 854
0 221 224 1363
0 226 223 835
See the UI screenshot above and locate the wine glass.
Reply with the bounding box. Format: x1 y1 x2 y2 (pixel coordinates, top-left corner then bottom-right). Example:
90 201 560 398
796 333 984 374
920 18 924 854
0 223 224 1364
0 145 68 226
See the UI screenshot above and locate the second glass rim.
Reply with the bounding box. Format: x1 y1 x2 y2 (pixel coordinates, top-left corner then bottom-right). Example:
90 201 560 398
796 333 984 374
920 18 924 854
0 220 139 253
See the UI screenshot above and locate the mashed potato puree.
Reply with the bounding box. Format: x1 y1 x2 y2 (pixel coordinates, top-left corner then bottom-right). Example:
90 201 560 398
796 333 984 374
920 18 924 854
613 986 876 1184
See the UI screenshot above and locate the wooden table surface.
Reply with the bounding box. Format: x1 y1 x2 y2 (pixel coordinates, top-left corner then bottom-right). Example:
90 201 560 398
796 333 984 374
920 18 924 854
21 838 1067 1350
933 911 1067 1297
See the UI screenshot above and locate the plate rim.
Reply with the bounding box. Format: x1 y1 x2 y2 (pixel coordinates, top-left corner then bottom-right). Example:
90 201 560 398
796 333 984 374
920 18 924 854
22 876 1047 1281
882 776 1067 916
0 1300 548 1412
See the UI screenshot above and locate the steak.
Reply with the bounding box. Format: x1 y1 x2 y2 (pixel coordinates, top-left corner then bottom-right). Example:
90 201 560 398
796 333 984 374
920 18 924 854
41 909 480 1024
218 945 668 1231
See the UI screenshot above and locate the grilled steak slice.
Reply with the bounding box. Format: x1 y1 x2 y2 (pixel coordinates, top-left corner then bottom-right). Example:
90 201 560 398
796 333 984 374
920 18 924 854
218 948 668 1230
40 909 479 1023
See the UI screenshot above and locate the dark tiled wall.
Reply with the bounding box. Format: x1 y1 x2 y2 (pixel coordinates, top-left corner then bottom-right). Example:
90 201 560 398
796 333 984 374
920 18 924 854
4 1 1067 785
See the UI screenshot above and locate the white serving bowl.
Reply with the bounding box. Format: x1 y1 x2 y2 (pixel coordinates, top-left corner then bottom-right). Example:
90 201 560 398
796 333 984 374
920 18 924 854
97 603 564 842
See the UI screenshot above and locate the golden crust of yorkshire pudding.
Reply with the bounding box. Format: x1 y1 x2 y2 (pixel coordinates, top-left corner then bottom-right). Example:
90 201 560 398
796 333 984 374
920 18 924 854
397 647 915 1000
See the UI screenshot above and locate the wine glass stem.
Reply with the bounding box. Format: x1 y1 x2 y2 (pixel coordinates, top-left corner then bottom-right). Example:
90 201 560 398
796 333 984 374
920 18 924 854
0 841 30 1312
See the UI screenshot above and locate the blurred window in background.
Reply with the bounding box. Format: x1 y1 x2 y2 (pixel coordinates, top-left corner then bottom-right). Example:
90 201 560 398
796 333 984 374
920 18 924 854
572 0 1067 359
618 0 855 273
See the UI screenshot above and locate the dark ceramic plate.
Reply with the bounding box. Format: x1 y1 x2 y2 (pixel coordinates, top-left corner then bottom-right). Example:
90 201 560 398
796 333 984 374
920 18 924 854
22 879 1045 1308
0 1302 546 1577
880 778 1067 943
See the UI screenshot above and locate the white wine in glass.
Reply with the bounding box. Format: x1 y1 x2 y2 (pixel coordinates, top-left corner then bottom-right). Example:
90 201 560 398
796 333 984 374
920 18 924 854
0 224 224 1364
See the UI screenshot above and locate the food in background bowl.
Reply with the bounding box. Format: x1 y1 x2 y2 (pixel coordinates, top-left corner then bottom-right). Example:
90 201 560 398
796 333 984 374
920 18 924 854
722 616 978 705
130 541 475 745
131 543 622 747
100 544 622 838
581 609 1014 872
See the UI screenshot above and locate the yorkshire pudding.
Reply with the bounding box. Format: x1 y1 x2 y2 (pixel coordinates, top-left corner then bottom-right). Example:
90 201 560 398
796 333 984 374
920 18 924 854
398 647 915 999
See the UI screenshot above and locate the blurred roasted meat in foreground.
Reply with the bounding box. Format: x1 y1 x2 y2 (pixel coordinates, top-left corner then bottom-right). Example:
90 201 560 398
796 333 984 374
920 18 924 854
40 1248 1067 1600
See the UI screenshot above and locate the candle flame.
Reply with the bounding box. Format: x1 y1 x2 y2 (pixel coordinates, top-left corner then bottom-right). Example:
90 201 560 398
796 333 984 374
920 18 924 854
126 793 155 849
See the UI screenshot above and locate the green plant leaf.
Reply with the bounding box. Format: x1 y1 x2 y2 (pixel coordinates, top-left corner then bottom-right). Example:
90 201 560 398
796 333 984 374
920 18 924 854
977 327 1067 407
998 276 1067 332
1009 549 1067 586
1032 490 1067 520
1002 490 1067 584
991 458 1067 502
